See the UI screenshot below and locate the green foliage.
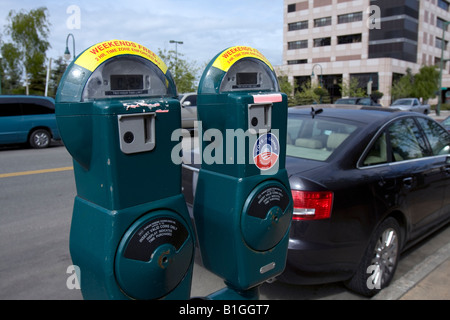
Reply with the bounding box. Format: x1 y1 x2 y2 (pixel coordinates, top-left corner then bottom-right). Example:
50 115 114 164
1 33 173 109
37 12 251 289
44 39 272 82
339 77 366 97
1 7 51 95
392 66 439 101
371 90 384 101
414 65 439 100
277 74 295 106
434 103 450 110
48 57 68 97
293 80 330 105
157 48 200 93
1 43 22 93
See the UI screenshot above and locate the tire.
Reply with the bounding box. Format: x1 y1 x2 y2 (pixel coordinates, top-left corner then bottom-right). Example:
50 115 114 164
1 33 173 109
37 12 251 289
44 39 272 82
345 217 401 297
29 129 51 149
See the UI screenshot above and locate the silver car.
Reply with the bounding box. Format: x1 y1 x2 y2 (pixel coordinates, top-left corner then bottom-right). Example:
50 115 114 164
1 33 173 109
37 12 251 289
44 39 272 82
390 98 431 115
179 93 197 129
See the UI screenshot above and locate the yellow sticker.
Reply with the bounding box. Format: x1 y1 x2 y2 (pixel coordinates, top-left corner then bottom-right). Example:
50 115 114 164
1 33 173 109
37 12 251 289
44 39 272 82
212 46 274 72
74 40 168 74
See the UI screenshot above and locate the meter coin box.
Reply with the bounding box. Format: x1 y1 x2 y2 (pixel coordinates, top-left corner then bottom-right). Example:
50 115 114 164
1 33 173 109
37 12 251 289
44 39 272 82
56 40 195 300
193 46 293 296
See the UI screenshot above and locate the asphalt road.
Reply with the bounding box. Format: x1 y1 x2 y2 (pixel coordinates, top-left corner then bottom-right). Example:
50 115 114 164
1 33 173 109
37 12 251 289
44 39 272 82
0 143 81 300
0 143 448 300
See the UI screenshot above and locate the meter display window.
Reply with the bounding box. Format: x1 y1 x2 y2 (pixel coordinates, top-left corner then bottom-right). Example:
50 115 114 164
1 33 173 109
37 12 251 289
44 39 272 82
219 58 279 93
82 56 173 101
236 72 258 88
110 74 144 91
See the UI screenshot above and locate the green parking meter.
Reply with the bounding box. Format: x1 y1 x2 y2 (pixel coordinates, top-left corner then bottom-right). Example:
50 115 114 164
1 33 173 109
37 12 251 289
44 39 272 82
56 40 195 300
193 46 293 299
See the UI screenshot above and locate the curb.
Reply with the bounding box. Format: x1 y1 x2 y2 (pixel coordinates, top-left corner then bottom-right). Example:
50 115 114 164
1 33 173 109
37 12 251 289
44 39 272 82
373 242 450 300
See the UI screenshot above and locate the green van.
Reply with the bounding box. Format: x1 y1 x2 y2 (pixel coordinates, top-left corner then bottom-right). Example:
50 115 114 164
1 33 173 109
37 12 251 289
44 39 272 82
0 95 61 148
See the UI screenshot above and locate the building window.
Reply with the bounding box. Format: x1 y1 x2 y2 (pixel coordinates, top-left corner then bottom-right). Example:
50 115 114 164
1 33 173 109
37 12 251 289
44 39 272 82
437 17 449 30
314 37 331 47
337 34 362 45
338 12 363 24
435 57 442 66
288 59 308 65
350 73 379 93
288 20 309 31
288 40 308 50
288 4 296 13
314 16 332 27
436 37 448 50
438 0 449 11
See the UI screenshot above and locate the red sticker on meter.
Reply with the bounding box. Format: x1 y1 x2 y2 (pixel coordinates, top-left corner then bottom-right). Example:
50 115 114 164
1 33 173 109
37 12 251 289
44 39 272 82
253 94 283 104
253 133 280 171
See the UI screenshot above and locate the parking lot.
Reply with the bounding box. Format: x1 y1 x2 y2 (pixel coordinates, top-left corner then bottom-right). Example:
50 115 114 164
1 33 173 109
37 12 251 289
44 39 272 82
0 139 448 300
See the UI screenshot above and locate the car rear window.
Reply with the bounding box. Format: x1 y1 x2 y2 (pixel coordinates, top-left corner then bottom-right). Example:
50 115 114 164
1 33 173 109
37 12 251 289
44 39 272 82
287 114 359 161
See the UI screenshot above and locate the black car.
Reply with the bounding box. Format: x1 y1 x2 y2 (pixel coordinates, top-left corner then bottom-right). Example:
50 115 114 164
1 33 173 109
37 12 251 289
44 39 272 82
280 107 450 296
335 97 381 106
182 107 450 297
442 116 450 132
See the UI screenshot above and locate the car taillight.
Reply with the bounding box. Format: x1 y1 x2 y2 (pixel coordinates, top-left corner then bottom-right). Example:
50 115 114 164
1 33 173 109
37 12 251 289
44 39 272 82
292 190 333 221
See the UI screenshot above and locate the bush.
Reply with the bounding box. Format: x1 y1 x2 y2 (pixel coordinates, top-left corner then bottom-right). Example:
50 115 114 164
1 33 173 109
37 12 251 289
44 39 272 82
431 103 450 111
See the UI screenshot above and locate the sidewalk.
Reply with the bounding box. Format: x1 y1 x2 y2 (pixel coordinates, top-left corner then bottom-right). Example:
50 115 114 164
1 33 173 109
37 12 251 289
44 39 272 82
374 241 450 300
400 259 450 300
430 109 450 122
372 111 450 300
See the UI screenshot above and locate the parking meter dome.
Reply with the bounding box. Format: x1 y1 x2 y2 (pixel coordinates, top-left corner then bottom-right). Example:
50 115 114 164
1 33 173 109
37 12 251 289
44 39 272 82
198 46 279 95
82 56 175 101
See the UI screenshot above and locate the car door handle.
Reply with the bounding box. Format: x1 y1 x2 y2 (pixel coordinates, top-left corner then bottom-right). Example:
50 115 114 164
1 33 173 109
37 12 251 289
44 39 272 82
444 157 450 174
403 177 413 188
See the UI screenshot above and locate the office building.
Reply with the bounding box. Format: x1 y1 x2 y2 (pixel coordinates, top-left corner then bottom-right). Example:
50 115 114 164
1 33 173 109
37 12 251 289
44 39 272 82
279 0 450 106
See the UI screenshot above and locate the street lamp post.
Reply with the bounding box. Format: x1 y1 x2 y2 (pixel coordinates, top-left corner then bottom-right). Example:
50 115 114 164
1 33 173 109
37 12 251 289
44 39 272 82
311 64 323 88
64 33 76 62
311 64 324 103
438 21 450 117
169 40 183 79
0 54 2 95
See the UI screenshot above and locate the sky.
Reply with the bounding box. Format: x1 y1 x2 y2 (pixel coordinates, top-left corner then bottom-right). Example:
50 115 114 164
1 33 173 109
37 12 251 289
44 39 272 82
0 0 284 70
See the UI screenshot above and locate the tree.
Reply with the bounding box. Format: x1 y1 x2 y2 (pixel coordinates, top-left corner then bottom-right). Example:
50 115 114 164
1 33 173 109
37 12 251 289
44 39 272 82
157 48 199 93
391 66 439 101
277 73 295 106
48 57 68 98
339 77 366 98
1 43 22 94
293 80 330 105
2 7 51 95
391 69 414 100
414 65 439 100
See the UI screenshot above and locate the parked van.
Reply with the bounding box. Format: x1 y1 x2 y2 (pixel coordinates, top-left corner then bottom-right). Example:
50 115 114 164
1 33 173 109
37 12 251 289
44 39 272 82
0 95 61 148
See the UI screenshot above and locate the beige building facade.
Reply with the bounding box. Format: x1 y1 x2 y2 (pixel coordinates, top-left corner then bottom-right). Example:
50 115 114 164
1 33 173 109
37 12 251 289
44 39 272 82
278 0 450 106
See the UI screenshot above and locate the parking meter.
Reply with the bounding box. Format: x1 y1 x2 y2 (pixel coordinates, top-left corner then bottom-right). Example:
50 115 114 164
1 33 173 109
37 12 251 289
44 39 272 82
193 46 293 297
56 40 195 300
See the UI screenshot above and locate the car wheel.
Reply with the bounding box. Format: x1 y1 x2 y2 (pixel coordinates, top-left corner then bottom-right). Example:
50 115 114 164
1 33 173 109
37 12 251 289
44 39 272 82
29 129 51 149
345 217 401 297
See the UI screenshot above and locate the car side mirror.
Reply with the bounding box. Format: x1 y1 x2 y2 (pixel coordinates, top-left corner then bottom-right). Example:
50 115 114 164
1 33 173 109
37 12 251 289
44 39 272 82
182 101 191 107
